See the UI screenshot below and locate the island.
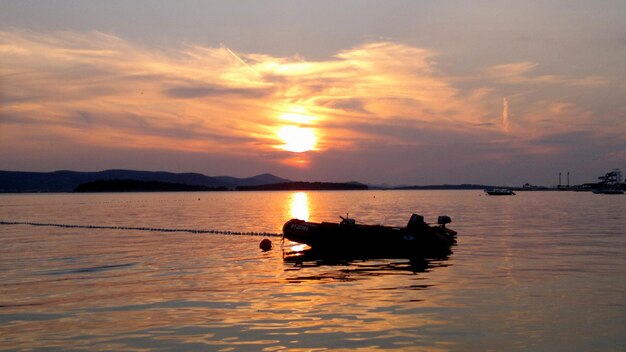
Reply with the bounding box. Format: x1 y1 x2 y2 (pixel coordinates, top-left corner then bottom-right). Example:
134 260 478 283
74 179 227 192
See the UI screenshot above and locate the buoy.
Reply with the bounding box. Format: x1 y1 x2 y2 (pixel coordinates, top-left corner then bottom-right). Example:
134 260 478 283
259 238 272 251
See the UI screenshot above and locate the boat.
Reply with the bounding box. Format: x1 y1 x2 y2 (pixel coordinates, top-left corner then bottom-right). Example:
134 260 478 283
592 168 625 194
485 188 516 195
282 214 457 257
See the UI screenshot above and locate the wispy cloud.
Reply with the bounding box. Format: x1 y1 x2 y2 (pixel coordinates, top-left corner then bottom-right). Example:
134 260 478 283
483 61 609 87
0 32 486 154
1 30 623 183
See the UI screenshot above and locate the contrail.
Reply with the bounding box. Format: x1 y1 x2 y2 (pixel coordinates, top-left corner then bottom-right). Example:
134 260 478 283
222 44 256 72
502 97 510 132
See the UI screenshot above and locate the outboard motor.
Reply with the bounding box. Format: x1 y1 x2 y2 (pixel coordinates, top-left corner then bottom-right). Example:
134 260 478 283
437 215 452 227
407 214 426 231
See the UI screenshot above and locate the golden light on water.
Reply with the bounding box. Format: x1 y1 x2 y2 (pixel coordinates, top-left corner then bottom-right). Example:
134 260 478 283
277 126 316 153
289 244 309 252
290 192 309 221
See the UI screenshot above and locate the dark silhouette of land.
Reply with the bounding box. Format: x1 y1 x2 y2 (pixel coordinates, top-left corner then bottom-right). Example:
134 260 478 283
74 179 227 192
0 169 370 193
394 184 493 190
3 168 622 193
0 170 289 192
237 181 368 191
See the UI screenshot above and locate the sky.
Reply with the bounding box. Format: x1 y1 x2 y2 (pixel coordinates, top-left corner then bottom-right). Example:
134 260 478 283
1 0 625 186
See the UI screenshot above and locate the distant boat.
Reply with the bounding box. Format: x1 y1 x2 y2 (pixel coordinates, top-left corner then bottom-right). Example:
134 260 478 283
485 188 515 196
593 169 624 195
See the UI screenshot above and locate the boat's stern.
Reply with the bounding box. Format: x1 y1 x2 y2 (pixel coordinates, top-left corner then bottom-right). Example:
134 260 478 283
283 219 318 245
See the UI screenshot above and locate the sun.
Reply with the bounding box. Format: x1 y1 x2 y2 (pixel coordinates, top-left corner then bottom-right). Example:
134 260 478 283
277 126 316 153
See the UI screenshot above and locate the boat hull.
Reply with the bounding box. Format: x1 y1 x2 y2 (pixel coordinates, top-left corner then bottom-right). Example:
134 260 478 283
282 218 456 257
485 189 515 195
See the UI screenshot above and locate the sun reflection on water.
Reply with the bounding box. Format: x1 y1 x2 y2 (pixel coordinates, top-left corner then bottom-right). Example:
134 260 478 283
290 192 309 221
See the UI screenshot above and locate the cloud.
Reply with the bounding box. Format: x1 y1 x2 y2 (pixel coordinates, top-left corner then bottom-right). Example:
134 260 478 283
1 30 624 184
483 61 609 87
164 84 271 99
1 32 479 155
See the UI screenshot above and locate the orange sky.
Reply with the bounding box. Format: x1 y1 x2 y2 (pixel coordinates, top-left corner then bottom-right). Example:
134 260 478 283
1 1 625 185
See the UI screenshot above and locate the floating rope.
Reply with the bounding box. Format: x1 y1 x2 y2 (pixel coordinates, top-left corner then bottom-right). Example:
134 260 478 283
0 220 282 237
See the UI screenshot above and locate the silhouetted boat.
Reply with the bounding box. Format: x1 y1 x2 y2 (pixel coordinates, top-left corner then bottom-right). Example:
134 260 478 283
282 214 457 257
485 188 515 195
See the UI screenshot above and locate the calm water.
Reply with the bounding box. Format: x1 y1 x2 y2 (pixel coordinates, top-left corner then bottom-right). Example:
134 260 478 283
1 190 625 351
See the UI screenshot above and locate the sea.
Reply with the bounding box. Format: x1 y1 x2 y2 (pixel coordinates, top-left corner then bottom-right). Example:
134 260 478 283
0 190 625 351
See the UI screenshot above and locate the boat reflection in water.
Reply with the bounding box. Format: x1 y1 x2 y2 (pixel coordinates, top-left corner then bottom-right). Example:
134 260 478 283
283 244 452 279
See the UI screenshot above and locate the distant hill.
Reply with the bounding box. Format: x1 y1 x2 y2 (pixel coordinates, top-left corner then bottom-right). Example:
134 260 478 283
0 170 291 193
215 173 290 187
74 179 228 192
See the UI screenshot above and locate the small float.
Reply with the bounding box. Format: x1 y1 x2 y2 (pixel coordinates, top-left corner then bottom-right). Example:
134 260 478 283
282 214 457 257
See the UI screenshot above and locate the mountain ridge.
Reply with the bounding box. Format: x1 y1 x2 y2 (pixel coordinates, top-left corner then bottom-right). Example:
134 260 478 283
0 169 291 193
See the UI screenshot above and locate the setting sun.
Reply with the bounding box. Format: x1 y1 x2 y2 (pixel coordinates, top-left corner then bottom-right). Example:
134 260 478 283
277 126 316 153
